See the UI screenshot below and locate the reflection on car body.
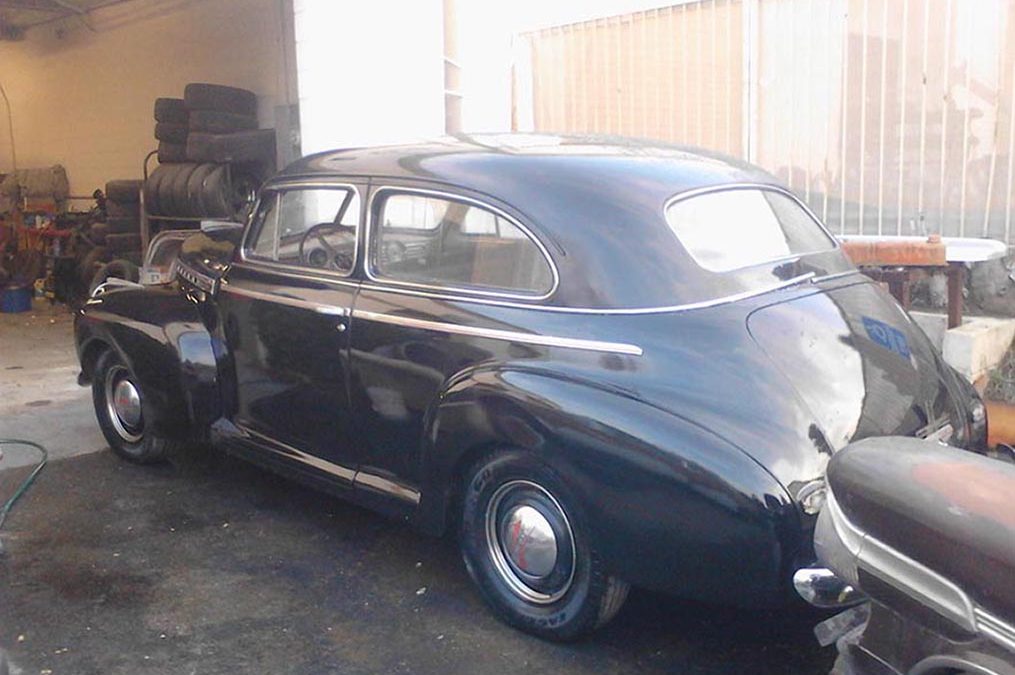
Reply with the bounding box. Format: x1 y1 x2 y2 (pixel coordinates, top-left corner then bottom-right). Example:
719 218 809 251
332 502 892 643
74 134 988 641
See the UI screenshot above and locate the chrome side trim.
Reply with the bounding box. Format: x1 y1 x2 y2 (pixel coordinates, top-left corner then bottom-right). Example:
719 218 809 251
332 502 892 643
359 272 817 315
231 260 361 289
239 181 361 280
238 424 420 504
364 185 561 301
859 527 977 633
825 489 977 634
220 281 349 316
353 309 644 356
811 269 863 284
354 472 421 504
974 608 1015 653
239 425 356 482
90 277 144 298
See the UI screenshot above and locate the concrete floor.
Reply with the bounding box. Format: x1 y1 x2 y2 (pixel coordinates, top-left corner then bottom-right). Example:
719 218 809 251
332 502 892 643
0 300 837 674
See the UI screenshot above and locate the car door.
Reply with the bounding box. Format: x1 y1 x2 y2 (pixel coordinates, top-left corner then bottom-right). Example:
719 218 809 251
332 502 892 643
347 184 559 502
217 179 364 480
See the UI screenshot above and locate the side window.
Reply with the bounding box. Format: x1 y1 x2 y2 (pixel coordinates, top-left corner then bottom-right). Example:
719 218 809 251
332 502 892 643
372 192 554 296
248 192 279 260
245 186 360 275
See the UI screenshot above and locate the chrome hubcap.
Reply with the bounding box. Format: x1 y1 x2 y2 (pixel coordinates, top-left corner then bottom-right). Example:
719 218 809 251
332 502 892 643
104 365 143 443
501 505 558 577
485 480 575 604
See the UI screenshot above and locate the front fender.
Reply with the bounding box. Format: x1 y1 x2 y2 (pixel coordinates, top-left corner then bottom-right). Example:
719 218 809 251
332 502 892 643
421 366 800 607
75 287 222 441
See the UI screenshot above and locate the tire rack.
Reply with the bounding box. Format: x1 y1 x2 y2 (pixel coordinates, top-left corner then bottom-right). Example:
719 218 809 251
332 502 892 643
139 149 239 251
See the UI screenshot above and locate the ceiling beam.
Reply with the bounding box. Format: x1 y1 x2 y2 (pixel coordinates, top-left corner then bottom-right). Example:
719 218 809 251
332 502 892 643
0 0 68 12
50 0 84 14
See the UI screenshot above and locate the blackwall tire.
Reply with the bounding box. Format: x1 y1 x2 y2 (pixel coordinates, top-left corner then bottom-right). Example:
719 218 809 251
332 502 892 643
185 163 218 217
89 258 139 295
145 164 174 216
200 165 258 220
78 246 107 287
154 97 188 124
188 109 257 134
105 179 142 203
185 129 275 165
154 122 188 144
168 163 200 216
92 350 177 464
106 233 142 255
184 83 257 116
88 222 109 244
460 451 629 641
105 200 139 220
105 216 139 234
157 141 187 164
157 164 182 216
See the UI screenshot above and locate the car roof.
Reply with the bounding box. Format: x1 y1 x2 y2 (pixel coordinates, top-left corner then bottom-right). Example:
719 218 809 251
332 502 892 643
273 134 820 310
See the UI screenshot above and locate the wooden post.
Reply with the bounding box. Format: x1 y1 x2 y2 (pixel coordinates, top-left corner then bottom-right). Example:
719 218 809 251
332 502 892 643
947 262 964 329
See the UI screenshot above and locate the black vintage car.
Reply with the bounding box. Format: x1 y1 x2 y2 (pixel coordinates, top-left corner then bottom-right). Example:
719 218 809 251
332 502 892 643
74 135 987 640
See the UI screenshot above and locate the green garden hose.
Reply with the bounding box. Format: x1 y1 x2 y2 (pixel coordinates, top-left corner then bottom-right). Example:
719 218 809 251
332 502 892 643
0 439 47 550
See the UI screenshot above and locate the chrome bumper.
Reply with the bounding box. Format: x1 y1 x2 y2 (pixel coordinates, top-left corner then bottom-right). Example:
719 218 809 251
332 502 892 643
793 566 865 608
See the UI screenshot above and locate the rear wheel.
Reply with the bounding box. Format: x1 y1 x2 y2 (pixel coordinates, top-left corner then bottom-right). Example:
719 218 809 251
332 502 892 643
460 450 629 641
92 350 180 464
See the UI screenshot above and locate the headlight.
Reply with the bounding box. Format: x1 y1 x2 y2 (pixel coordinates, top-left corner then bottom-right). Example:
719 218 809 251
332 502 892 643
797 478 827 515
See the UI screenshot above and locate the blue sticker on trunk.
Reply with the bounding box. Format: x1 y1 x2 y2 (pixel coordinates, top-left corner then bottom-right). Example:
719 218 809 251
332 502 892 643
862 316 911 359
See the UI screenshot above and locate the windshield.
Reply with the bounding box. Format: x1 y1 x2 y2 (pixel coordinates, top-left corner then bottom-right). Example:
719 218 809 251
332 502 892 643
664 188 836 273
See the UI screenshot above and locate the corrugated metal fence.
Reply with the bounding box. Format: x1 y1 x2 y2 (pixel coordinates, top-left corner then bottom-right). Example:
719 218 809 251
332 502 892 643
524 0 1015 246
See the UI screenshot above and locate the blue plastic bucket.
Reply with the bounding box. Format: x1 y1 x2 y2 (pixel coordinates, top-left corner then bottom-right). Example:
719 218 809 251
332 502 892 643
1 283 33 313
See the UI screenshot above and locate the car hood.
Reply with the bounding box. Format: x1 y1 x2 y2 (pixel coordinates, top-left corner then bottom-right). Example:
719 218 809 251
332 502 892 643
747 280 964 452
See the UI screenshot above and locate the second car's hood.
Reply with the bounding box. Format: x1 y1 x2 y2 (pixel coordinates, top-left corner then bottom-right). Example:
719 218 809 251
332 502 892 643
747 280 964 451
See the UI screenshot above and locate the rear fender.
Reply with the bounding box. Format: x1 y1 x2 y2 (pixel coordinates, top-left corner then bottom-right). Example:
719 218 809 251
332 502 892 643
75 287 222 440
419 366 800 606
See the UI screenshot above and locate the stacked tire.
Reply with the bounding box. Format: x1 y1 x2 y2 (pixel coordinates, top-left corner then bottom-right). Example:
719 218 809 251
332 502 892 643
80 179 143 294
145 84 275 223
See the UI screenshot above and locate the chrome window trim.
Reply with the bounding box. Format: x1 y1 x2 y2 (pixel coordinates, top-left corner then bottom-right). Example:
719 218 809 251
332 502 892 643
232 256 824 315
354 309 643 356
358 271 818 315
230 259 361 289
240 181 362 279
220 280 349 316
662 183 841 274
364 185 560 301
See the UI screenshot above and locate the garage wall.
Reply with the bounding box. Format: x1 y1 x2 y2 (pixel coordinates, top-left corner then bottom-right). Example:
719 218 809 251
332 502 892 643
0 0 296 197
292 0 445 154
525 0 744 157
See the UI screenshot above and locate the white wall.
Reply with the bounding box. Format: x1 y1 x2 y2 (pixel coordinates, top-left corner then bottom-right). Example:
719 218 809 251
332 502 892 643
0 0 295 195
293 0 445 154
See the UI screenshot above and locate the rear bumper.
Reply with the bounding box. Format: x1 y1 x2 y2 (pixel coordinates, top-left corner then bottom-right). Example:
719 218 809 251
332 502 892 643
793 566 864 608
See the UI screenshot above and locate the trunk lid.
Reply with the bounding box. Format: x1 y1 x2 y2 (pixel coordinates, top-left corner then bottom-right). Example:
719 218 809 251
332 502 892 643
747 280 961 450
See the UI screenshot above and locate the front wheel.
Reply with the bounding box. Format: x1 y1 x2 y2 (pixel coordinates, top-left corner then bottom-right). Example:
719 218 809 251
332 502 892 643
92 350 179 464
460 451 629 641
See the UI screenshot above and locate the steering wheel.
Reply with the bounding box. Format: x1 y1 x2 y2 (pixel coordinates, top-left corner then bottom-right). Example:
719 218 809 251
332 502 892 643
298 223 355 271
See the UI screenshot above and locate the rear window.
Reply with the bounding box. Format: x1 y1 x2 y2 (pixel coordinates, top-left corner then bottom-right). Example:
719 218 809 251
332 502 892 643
664 188 835 272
